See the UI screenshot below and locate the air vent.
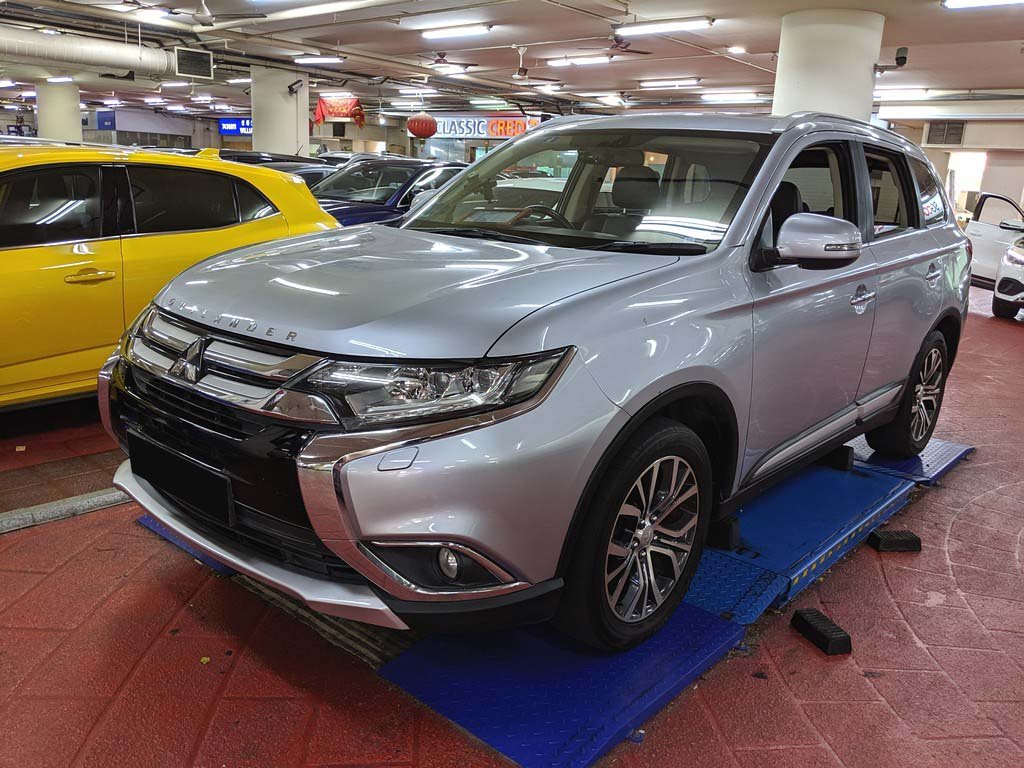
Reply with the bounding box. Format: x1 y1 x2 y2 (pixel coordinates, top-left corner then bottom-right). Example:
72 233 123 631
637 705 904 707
175 47 213 80
927 121 965 145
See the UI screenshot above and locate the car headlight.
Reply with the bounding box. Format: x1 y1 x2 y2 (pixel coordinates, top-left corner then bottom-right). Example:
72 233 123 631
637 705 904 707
300 349 569 429
1002 246 1024 268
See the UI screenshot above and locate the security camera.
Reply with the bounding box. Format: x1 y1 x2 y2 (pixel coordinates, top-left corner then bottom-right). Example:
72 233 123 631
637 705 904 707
287 79 303 95
895 47 909 67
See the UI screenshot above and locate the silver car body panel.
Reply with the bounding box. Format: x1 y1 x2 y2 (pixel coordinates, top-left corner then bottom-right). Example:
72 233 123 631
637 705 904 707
102 112 970 627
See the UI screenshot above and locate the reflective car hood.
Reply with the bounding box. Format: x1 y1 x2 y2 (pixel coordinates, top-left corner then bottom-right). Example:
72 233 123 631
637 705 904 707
155 225 675 359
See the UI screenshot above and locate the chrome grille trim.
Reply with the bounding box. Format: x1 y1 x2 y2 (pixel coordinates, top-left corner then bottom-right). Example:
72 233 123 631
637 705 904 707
124 307 338 426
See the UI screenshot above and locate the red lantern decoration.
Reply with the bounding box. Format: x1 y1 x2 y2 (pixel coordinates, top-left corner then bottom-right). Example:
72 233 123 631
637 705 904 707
407 111 438 139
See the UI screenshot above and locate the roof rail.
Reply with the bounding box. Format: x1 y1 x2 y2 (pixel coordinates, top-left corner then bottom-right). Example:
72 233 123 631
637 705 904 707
0 135 152 151
780 111 909 142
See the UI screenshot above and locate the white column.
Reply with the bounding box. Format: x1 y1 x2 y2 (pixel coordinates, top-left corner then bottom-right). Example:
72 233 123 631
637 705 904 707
771 10 884 122
250 65 309 156
36 81 83 142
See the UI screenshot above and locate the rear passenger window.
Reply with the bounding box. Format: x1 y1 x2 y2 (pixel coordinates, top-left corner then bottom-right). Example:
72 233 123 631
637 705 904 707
236 181 277 221
128 167 237 234
0 166 102 248
865 149 913 237
909 158 947 226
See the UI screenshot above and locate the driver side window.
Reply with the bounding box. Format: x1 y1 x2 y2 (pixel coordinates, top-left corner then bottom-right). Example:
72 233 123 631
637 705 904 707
765 143 855 246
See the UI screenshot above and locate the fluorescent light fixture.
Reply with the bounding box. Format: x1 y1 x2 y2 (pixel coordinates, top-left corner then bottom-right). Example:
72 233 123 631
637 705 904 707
212 102 231 110
535 83 562 92
0 80 14 88
46 76 73 83
144 96 165 104
103 98 121 106
22 90 36 98
874 88 930 100
470 98 507 106
191 94 212 102
226 77 251 84
41 28 61 34
726 45 746 54
391 100 424 108
3 105 20 111
294 55 344 64
700 91 761 103
638 78 701 89
398 87 438 95
549 55 612 67
79 102 87 109
167 104 187 111
421 23 492 39
319 91 355 98
161 81 189 88
597 94 626 107
942 0 1024 7
616 16 713 36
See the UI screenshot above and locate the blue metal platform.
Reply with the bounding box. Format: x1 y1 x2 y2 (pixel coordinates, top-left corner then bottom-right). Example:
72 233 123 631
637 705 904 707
135 514 236 575
848 435 974 485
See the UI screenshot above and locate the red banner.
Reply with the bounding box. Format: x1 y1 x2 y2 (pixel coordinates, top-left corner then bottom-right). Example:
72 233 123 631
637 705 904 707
314 97 365 128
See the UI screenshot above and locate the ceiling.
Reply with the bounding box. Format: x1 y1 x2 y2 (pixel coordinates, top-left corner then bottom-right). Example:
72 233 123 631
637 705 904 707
1 0 1024 118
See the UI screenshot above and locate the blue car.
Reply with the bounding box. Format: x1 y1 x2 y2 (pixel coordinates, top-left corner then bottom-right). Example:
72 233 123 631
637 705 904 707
312 158 466 225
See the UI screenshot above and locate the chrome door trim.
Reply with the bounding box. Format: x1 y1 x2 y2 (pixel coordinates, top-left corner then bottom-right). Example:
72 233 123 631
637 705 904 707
748 381 903 483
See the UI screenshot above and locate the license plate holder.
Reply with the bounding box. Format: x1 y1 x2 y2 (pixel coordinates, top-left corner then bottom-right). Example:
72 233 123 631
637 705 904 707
128 432 234 527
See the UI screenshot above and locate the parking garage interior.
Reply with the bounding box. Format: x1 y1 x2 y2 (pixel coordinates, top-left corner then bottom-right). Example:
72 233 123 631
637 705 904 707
2 2 1024 768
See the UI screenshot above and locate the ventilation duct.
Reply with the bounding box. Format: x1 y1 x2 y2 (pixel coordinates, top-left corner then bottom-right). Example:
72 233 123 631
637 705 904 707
0 25 175 77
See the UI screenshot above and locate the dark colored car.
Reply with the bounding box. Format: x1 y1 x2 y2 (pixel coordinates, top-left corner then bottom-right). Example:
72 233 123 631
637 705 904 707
218 149 328 165
263 161 337 188
311 158 466 225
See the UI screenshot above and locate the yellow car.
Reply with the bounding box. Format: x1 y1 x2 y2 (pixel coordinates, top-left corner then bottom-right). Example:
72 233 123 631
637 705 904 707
0 145 338 409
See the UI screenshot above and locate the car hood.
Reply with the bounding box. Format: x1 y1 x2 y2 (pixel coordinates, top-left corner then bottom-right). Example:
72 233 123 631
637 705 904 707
155 225 675 359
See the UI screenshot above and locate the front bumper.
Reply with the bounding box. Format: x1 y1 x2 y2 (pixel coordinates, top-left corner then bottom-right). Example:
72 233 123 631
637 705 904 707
101 349 624 629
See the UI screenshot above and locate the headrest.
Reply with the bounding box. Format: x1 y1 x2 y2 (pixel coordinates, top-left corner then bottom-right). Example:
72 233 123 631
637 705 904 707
770 180 804 226
612 165 660 210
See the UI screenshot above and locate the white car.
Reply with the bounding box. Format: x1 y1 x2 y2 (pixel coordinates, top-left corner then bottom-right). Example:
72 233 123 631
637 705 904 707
964 193 1024 319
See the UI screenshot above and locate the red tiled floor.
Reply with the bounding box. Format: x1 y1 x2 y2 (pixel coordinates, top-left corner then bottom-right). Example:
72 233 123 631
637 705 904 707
0 399 116 473
0 287 1020 768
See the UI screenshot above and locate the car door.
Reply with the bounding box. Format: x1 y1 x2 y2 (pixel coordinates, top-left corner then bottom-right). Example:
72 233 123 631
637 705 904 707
0 163 125 406
856 144 947 402
742 138 878 484
965 193 1024 287
117 164 290 323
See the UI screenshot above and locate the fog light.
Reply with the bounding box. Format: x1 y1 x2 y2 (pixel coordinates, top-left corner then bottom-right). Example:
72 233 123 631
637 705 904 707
438 547 459 580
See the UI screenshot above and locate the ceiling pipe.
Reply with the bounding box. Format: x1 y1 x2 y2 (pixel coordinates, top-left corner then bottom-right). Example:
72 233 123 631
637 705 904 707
0 24 175 75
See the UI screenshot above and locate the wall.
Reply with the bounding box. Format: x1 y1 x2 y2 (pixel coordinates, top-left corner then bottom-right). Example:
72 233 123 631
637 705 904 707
979 150 1024 208
311 118 410 154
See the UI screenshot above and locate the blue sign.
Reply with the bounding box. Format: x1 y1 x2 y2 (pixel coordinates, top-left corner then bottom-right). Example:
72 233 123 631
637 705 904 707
97 110 116 130
219 117 252 136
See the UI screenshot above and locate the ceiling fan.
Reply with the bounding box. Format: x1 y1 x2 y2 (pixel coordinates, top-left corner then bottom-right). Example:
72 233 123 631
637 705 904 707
510 46 559 82
578 33 652 55
88 0 267 26
428 52 479 71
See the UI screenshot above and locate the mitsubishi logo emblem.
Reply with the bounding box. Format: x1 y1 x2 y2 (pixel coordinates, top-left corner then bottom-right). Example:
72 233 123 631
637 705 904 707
169 338 208 384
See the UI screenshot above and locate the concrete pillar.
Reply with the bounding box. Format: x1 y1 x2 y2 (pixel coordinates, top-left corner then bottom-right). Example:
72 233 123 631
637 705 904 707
772 9 884 122
36 81 83 142
251 65 309 156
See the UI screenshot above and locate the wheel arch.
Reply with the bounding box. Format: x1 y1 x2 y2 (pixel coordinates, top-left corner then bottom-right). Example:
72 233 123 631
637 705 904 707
556 381 739 577
932 309 963 366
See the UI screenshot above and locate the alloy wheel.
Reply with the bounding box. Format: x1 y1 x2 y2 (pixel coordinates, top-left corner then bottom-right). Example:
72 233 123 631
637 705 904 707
604 455 700 623
911 347 944 443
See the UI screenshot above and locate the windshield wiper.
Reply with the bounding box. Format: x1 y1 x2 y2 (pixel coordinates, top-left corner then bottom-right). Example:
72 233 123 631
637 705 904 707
412 226 548 246
586 241 708 255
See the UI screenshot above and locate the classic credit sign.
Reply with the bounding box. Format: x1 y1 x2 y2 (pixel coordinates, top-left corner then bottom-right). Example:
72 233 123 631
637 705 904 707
428 114 542 140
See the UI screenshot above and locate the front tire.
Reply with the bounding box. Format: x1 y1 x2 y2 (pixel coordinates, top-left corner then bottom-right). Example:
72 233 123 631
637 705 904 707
865 331 948 458
992 295 1020 320
556 418 711 651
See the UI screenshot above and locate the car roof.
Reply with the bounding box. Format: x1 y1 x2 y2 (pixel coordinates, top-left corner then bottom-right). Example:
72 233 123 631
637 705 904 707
0 144 317 179
345 157 466 168
262 161 329 171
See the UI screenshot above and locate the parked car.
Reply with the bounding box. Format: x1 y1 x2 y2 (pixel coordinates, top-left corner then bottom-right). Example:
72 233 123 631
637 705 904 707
0 144 337 409
964 193 1024 319
189 148 328 165
103 112 969 650
311 158 466 225
263 161 338 188
317 150 410 166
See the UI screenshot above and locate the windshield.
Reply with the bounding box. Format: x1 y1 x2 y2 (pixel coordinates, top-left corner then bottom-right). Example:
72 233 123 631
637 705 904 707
403 128 773 253
312 162 420 203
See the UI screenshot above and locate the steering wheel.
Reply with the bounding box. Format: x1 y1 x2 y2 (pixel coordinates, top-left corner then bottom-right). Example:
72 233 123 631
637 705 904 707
516 204 576 229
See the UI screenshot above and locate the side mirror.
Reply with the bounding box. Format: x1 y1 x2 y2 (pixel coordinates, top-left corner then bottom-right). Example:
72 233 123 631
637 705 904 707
407 187 440 211
775 212 863 269
998 219 1024 232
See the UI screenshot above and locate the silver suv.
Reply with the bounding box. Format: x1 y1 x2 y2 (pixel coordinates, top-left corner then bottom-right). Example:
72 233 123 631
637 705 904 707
102 112 970 650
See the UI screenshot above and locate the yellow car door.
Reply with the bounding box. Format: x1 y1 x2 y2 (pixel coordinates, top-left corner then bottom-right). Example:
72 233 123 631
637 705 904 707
0 164 125 408
117 164 292 321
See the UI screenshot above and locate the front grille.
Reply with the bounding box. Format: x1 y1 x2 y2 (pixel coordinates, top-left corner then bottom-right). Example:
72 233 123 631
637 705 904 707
111 309 364 586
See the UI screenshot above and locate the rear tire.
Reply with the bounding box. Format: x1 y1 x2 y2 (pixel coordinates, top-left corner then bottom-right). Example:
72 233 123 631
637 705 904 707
865 331 948 459
556 418 711 651
992 295 1020 320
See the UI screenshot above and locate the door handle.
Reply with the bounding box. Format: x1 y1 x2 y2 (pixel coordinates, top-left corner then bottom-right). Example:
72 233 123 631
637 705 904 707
925 263 942 285
850 286 876 314
64 269 117 284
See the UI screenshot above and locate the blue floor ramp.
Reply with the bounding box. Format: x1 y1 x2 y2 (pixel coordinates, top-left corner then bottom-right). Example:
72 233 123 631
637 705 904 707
135 514 236 575
848 435 974 485
381 604 743 768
